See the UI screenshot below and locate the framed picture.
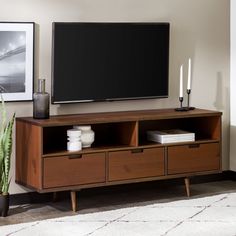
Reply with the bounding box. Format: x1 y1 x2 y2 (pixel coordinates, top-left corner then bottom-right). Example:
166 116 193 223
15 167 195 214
0 22 34 101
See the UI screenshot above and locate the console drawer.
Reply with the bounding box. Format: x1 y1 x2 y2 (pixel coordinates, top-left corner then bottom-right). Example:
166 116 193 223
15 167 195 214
167 143 220 175
108 147 164 181
43 153 106 188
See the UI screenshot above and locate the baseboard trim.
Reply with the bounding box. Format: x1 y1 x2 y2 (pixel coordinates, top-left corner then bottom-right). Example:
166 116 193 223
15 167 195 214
10 170 236 206
224 170 236 180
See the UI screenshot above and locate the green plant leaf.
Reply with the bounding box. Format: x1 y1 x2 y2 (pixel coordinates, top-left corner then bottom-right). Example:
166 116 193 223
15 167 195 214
0 95 6 136
0 138 4 193
0 96 15 194
0 95 6 190
2 113 15 193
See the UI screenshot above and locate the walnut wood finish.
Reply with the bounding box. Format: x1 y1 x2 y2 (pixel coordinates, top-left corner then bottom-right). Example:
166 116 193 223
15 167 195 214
43 126 71 155
184 178 190 197
71 191 77 212
182 116 221 140
108 148 165 181
16 121 42 189
31 169 221 194
116 121 138 147
43 153 106 188
17 108 222 127
167 143 220 175
91 122 138 148
15 108 222 211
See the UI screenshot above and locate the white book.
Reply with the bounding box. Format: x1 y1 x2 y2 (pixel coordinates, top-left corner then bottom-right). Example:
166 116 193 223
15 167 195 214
147 129 195 144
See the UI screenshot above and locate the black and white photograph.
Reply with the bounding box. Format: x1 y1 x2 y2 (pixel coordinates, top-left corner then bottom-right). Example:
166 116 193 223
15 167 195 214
0 22 34 101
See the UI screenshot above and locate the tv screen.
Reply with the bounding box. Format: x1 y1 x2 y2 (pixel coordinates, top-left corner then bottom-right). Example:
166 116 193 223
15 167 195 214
52 22 170 103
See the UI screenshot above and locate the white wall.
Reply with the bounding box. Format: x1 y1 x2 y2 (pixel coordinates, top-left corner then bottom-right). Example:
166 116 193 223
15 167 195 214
230 0 236 170
0 0 230 194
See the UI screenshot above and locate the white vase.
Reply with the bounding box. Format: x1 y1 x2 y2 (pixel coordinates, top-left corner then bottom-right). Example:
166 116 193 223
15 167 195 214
74 125 95 148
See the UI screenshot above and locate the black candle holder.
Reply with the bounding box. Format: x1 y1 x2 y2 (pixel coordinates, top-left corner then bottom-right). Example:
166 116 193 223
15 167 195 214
175 89 195 112
175 97 189 111
186 89 195 110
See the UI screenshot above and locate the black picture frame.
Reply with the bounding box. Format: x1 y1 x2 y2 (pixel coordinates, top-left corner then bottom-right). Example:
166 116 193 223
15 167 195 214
0 22 34 101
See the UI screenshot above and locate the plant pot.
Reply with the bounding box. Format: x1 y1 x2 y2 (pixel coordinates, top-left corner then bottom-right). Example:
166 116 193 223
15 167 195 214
0 193 9 217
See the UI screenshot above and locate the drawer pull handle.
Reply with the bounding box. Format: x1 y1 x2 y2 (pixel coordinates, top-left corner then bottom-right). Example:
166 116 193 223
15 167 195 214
131 149 143 154
189 144 200 148
68 154 82 159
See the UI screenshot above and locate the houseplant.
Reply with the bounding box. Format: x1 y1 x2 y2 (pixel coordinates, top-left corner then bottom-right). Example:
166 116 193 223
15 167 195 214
0 98 15 217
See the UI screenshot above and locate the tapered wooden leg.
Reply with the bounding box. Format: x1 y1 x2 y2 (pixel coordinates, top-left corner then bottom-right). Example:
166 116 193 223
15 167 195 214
71 191 77 212
184 177 190 197
52 192 57 202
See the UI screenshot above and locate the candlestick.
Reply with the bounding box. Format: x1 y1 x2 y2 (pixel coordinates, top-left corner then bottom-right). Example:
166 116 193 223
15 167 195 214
187 89 195 110
179 96 183 108
187 58 191 90
187 89 190 108
179 65 183 97
175 97 189 111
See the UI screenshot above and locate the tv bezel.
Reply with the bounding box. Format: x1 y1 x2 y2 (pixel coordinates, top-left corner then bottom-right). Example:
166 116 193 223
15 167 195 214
51 22 170 104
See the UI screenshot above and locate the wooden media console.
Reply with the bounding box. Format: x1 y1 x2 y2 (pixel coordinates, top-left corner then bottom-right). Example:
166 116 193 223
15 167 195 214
15 108 222 211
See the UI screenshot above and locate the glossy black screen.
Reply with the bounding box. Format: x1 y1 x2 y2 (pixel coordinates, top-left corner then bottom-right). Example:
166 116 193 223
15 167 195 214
52 22 169 103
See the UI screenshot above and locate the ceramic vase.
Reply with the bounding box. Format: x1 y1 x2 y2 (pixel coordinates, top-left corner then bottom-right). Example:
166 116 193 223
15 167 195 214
74 125 95 148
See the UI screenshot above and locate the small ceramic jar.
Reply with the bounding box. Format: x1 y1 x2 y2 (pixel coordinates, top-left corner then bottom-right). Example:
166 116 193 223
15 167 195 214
67 129 82 151
67 141 82 151
74 125 95 148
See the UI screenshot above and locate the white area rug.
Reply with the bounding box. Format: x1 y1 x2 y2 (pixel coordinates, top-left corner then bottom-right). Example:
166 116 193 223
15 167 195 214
1 193 236 236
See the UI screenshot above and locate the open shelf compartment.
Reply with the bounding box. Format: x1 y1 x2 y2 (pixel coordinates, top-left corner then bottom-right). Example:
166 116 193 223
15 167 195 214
138 115 221 146
43 121 138 155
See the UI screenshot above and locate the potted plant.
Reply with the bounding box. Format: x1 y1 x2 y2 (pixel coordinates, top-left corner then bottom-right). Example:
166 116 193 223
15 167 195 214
0 98 15 217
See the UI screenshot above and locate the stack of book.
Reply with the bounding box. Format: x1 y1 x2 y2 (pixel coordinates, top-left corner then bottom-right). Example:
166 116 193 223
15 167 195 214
147 129 195 144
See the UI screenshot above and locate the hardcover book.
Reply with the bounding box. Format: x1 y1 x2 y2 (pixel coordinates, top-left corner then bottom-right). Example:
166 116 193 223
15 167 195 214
147 129 195 144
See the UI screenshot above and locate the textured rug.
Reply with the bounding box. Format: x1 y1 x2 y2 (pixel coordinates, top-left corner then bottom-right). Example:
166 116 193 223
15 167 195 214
1 193 236 236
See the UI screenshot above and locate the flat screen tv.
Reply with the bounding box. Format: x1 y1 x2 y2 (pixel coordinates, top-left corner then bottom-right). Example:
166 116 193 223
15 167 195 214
52 22 170 104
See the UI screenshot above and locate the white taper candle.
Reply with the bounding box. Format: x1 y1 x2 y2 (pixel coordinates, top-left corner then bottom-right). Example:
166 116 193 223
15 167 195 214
187 58 191 90
179 65 183 97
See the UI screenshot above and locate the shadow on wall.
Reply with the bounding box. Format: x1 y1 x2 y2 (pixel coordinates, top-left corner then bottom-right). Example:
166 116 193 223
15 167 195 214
213 72 226 110
213 72 230 170
34 24 40 85
55 98 163 115
230 126 236 171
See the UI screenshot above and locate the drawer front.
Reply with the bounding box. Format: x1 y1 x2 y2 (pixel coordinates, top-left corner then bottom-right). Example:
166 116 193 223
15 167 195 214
43 153 106 188
168 143 220 175
108 148 164 181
